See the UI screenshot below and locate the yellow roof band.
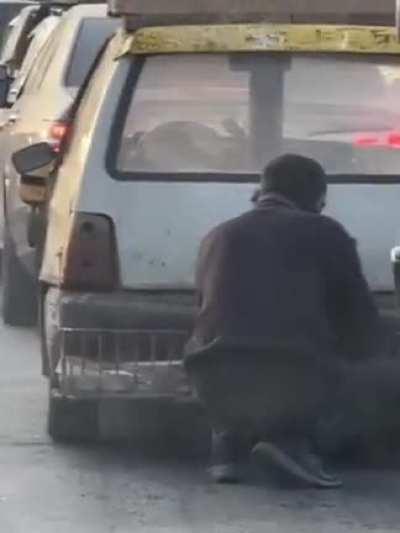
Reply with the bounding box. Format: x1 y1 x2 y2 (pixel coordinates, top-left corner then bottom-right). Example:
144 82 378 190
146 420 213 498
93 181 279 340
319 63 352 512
117 23 400 56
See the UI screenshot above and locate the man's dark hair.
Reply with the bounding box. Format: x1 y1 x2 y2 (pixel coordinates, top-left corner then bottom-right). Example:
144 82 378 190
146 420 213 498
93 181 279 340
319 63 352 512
261 154 327 212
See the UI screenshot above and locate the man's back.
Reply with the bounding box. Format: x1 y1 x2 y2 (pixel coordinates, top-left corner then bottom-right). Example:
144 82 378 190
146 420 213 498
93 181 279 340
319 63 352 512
193 195 379 360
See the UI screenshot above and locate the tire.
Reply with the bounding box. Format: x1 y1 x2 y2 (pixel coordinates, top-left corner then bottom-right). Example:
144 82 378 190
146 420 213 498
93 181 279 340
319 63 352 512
2 230 37 326
43 288 99 442
48 391 99 442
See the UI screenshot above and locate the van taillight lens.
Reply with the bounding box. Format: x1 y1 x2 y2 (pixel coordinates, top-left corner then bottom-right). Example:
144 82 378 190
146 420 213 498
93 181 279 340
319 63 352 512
49 121 70 153
62 214 118 290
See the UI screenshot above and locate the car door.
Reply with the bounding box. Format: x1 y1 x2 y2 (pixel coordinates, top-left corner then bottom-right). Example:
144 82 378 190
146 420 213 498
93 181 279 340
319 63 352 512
2 26 60 272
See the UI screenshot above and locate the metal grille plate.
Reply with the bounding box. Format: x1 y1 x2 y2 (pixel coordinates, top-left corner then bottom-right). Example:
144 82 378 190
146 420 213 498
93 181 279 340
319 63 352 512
56 328 192 398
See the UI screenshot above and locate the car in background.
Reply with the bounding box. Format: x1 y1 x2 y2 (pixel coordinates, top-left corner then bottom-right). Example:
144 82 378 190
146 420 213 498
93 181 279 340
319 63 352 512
4 12 60 109
0 11 61 129
0 2 90 116
0 3 51 80
0 3 44 127
0 1 86 81
0 3 119 326
0 0 33 53
0 3 61 263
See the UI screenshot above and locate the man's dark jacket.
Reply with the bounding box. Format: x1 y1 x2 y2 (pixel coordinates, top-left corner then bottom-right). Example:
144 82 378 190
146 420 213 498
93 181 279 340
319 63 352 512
189 194 380 361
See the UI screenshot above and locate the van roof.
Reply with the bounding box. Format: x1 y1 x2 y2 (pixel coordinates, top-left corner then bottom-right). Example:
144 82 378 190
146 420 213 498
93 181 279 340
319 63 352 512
109 0 397 27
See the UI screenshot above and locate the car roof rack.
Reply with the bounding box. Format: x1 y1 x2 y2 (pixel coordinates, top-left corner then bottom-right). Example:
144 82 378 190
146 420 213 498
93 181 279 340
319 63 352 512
108 0 399 32
31 0 105 5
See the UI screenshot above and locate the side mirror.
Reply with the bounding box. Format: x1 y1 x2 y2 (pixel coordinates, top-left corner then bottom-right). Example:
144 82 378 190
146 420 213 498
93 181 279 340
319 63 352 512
12 142 56 175
0 64 10 108
12 143 57 205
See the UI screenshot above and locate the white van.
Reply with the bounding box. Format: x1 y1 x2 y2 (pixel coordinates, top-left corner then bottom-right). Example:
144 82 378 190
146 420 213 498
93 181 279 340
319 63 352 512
11 0 400 439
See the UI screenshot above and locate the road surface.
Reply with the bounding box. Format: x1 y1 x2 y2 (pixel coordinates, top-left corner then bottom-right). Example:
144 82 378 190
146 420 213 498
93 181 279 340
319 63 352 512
1 321 400 532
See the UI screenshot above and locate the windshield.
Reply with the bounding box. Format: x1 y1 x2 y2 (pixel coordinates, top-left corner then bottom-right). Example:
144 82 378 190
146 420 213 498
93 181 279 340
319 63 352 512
65 17 118 88
114 53 400 179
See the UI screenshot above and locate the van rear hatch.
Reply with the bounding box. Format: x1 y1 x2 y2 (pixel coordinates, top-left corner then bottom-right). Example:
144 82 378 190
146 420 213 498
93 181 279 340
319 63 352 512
104 49 400 293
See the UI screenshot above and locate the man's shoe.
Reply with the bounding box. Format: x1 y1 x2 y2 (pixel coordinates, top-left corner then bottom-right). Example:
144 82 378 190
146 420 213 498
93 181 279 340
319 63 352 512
208 429 246 483
252 440 343 489
208 463 243 484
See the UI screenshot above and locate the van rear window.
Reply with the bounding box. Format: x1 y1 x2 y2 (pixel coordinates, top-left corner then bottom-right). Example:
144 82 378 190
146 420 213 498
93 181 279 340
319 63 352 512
65 17 118 88
112 53 400 181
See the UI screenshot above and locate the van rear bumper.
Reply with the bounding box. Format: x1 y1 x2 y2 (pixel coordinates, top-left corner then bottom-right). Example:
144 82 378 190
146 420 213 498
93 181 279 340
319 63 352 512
55 289 399 328
54 288 196 332
46 290 207 448
46 288 198 403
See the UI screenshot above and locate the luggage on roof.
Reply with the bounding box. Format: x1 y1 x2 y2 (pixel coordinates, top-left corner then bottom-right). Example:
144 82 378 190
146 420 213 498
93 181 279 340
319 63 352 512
108 0 398 26
31 0 104 5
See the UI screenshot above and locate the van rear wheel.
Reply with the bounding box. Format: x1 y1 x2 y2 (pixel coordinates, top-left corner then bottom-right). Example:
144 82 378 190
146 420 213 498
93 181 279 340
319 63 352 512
2 230 37 326
48 390 99 442
43 288 99 441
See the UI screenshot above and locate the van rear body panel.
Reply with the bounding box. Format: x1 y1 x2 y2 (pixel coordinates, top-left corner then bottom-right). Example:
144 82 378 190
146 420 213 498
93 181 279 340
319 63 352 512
75 181 400 292
43 41 400 297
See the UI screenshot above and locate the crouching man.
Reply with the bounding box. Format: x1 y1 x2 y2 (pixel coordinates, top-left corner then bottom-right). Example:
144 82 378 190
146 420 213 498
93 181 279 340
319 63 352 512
185 154 383 488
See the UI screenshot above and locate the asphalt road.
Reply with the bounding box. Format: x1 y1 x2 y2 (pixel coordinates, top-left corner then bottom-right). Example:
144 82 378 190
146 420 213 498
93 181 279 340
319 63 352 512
2 322 400 532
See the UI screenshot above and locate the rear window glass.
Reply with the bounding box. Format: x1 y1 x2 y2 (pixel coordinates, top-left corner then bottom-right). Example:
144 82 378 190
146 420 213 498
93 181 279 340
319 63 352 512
65 17 118 88
113 53 400 180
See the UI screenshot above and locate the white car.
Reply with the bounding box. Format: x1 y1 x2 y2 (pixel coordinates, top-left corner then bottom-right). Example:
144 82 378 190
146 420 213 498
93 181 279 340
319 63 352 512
6 13 61 107
0 3 50 80
0 4 119 326
11 1 400 440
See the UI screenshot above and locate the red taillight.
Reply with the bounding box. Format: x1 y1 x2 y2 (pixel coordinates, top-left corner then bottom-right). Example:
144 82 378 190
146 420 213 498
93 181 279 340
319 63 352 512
49 121 70 153
61 213 118 290
354 130 400 150
387 131 400 148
